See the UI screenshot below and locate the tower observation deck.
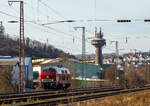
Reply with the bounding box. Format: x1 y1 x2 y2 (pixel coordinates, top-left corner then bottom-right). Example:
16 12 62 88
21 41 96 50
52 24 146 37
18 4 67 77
91 28 106 66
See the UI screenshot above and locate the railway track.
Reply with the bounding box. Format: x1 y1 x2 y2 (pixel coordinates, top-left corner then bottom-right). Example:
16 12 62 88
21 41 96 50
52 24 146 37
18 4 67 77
0 87 150 106
16 86 150 106
0 87 113 96
0 87 115 99
0 87 120 105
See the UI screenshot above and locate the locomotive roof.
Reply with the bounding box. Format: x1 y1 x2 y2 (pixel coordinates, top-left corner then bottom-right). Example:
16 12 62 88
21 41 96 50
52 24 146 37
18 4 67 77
54 67 70 74
43 66 70 74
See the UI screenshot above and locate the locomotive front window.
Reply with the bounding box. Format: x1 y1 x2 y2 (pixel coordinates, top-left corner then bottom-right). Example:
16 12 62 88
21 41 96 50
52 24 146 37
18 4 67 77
42 69 47 74
33 71 39 80
48 68 51 74
52 70 56 74
48 68 56 74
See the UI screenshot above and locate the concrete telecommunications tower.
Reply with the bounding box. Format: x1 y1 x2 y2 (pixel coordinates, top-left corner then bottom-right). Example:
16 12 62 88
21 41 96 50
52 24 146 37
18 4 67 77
91 28 106 66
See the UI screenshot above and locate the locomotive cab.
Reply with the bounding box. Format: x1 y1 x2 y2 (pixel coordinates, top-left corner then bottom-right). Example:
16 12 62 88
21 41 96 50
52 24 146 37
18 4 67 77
40 67 57 89
40 66 71 89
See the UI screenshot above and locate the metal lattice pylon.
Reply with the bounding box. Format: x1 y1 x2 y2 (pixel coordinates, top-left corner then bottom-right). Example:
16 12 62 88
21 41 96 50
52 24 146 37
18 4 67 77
8 1 26 93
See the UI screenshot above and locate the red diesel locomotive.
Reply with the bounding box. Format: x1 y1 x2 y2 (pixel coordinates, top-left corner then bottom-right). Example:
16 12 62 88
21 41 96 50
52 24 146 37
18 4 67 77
40 66 71 89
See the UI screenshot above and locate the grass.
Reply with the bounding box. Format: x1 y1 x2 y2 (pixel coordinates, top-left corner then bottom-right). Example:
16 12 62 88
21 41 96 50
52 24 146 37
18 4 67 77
59 90 150 106
69 90 150 106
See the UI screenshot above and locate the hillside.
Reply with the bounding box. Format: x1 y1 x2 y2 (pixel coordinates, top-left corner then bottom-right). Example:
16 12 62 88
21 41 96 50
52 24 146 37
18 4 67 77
0 33 72 58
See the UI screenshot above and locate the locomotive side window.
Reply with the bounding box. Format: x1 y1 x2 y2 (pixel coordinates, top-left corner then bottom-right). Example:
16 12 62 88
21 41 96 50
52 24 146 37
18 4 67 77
61 70 64 74
65 70 67 74
51 68 56 74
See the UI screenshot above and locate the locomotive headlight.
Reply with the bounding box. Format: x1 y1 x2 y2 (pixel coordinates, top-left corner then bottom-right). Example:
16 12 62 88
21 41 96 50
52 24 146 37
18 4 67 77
46 76 49 78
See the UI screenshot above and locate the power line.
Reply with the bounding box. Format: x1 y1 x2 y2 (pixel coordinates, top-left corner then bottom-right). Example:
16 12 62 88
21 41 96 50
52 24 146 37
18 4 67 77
0 11 18 19
0 10 76 39
39 0 81 31
0 10 93 54
3 8 149 40
20 1 87 42
1 10 138 54
40 1 65 20
39 1 76 28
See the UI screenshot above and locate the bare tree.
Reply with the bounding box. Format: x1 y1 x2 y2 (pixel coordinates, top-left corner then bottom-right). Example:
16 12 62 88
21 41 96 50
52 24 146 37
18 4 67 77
0 66 18 93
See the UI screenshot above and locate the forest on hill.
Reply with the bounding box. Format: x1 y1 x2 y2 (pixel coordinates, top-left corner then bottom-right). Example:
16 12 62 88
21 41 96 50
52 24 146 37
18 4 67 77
0 24 73 58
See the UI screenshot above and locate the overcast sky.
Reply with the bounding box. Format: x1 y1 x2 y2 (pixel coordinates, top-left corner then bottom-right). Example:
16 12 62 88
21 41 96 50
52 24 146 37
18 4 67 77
0 0 150 55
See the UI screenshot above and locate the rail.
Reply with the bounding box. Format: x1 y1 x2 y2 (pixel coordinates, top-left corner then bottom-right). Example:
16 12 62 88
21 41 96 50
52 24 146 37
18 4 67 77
1 86 150 105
